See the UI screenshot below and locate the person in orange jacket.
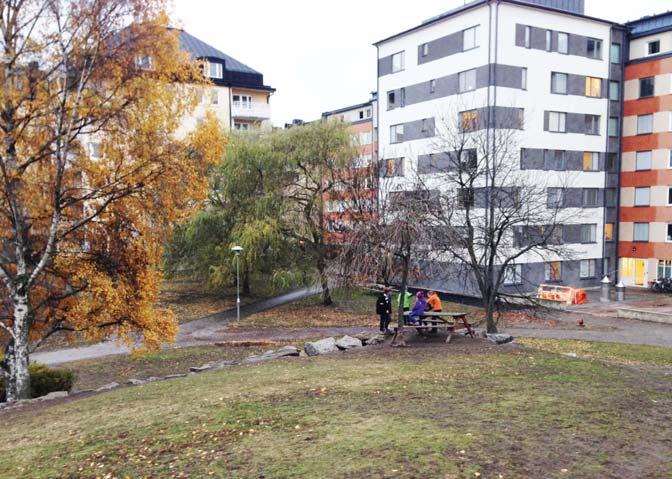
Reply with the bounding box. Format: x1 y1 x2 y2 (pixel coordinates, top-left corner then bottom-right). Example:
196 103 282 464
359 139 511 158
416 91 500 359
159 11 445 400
426 291 443 334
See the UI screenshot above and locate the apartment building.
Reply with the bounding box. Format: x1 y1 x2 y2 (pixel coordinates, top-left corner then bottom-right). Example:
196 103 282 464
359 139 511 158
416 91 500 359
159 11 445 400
375 0 625 295
618 12 672 287
321 95 378 241
176 30 274 133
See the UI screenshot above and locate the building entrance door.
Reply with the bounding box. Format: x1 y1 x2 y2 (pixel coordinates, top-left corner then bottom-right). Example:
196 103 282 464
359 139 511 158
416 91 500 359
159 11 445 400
634 259 646 286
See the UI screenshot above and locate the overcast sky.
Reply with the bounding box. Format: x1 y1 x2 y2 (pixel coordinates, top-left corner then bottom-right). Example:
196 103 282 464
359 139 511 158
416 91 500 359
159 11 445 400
172 0 668 127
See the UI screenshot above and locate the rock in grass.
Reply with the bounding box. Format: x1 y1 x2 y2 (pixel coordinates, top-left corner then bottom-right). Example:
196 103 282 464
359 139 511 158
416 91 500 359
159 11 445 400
243 346 301 364
486 333 514 345
335 335 363 350
304 337 339 356
190 363 214 373
364 334 386 346
95 382 120 392
127 379 145 386
37 391 69 401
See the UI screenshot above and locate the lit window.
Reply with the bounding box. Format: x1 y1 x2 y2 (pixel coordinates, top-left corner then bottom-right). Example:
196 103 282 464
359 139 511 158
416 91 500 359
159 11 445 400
458 69 477 93
545 262 562 282
583 152 599 171
587 38 602 59
634 187 651 206
648 40 661 55
605 223 614 241
548 111 566 133
580 259 596 279
585 77 602 97
390 124 404 143
636 151 652 171
208 62 223 79
384 158 403 177
557 33 569 54
392 51 405 73
463 26 479 50
637 114 654 135
460 110 479 131
633 223 649 242
551 73 568 94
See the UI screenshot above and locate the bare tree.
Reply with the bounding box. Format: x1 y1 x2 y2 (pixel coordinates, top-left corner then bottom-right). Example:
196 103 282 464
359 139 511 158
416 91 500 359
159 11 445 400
424 107 576 333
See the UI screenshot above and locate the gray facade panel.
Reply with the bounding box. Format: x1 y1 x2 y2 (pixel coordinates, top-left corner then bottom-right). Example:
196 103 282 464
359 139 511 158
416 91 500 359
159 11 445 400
378 55 393 77
567 74 585 96
607 137 620 152
517 24 602 60
495 64 525 89
399 118 436 142
568 32 587 57
520 148 545 170
418 31 463 65
417 152 455 174
515 24 526 48
605 207 618 223
531 26 548 50
521 149 610 172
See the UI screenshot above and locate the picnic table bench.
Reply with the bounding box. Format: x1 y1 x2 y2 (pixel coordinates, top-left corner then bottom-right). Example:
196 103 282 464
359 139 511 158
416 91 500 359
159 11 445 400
393 311 475 343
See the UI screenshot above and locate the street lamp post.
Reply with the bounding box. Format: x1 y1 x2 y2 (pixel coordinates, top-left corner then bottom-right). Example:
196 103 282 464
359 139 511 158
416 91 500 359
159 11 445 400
231 246 243 322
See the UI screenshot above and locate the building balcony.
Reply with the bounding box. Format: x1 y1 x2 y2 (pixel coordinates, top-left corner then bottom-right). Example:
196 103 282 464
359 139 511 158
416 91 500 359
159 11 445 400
231 102 271 120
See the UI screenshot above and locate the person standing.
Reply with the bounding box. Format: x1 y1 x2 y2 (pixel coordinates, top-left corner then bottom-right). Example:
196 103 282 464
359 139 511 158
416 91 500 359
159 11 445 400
376 287 393 334
397 289 413 313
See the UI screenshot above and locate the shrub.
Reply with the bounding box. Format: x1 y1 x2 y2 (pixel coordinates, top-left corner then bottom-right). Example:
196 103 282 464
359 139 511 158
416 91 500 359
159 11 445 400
0 364 75 402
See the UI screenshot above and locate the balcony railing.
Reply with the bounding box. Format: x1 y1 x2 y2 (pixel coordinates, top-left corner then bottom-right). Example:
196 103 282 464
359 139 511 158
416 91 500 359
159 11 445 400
231 102 271 120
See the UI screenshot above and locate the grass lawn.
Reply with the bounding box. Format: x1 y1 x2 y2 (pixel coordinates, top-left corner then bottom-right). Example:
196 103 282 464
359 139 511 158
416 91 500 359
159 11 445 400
1 340 671 478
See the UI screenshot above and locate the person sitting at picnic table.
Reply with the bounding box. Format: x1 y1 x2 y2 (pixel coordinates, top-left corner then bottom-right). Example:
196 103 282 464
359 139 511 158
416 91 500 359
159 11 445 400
397 289 413 312
426 290 442 334
408 291 427 325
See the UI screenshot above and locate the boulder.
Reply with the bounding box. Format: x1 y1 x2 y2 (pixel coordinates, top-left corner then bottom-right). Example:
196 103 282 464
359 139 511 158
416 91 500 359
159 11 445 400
243 346 301 364
364 333 386 346
190 363 215 373
335 335 363 350
95 382 120 392
304 337 339 356
127 379 145 386
486 333 514 345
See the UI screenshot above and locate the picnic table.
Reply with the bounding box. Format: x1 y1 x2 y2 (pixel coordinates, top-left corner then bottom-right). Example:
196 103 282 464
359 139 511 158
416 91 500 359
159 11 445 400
394 311 475 343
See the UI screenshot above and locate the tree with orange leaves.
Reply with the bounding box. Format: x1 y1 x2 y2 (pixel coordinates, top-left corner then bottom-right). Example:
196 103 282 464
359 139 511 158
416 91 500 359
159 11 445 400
0 0 226 402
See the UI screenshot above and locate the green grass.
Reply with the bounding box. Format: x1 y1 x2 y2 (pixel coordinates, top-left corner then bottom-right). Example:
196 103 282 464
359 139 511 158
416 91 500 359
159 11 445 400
2 341 671 478
519 338 672 367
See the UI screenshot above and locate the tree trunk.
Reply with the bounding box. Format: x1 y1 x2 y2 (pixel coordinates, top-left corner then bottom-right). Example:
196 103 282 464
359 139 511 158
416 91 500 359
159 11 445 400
5 294 32 402
317 256 332 306
484 297 498 334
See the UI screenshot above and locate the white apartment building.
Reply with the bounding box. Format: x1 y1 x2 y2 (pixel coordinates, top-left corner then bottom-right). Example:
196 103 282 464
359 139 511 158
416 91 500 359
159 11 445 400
375 0 625 294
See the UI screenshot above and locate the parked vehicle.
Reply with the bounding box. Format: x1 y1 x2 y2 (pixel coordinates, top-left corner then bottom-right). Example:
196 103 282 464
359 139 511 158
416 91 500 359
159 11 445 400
651 277 672 293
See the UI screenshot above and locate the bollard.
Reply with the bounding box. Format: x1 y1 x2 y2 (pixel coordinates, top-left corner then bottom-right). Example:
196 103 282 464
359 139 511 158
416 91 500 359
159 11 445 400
600 276 611 303
616 281 625 302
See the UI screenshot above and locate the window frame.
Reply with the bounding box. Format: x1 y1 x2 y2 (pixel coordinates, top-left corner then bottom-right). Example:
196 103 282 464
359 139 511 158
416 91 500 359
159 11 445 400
429 79 436 94
503 264 523 286
637 114 654 135
421 43 429 57
633 222 650 242
581 224 597 244
551 72 568 95
634 187 651 207
636 150 652 171
583 188 599 207
605 223 615 242
548 111 567 133
208 61 223 79
610 43 621 63
557 32 569 54
609 81 620 101
667 224 672 243
585 115 600 135
390 124 404 144
524 26 531 49
587 38 602 59
583 152 599 171
545 261 562 282
460 109 479 132
648 40 661 55
391 51 405 73
521 67 527 90
608 117 619 137
639 77 655 99
585 77 602 98
668 186 672 206
463 25 479 51
545 30 552 52
580 259 597 279
458 68 477 93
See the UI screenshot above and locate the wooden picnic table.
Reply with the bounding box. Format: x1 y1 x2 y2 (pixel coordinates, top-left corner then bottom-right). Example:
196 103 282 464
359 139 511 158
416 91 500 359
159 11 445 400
397 311 475 343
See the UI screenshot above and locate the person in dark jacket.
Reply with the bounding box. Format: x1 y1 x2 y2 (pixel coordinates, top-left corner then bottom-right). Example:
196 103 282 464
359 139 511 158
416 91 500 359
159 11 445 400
376 287 393 334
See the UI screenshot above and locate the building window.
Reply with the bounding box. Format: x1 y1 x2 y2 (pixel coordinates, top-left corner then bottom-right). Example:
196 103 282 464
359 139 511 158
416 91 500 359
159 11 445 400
88 142 102 158
608 117 619 137
606 153 617 172
521 68 527 90
587 38 602 59
583 189 599 207
545 30 552 51
524 26 531 48
544 150 565 171
458 69 477 93
551 72 568 94
359 110 365 119
609 81 620 101
233 95 252 109
580 259 596 279
585 115 600 135
640 77 655 98
430 79 436 93
234 122 249 131
635 187 651 206
648 40 661 55
400 88 406 107
503 264 522 285
605 188 617 207
366 108 371 118
636 151 652 170
392 51 405 73
359 131 372 144
605 223 614 241
610 43 621 63
384 158 403 177
422 43 429 57
585 77 602 97
667 224 672 242
583 152 599 171
210 89 219 105
390 124 404 143
387 91 396 108
637 114 653 135
134 55 154 70
208 61 223 79
545 261 562 282
463 26 479 50
669 150 672 168
634 223 649 242
460 110 478 131
558 32 569 54
548 187 564 206
658 260 672 279
548 112 566 133
581 224 597 243
668 186 672 205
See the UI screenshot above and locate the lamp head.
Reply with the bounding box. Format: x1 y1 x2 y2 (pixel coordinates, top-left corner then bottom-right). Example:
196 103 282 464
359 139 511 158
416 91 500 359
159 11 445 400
231 245 243 254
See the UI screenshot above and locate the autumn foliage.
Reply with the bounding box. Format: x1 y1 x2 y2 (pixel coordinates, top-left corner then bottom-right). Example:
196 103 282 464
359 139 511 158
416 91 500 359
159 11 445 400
0 0 226 401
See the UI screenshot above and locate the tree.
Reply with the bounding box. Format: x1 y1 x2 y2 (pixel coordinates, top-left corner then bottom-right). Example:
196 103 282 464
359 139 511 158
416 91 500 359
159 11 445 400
273 120 359 306
425 109 574 333
0 0 225 402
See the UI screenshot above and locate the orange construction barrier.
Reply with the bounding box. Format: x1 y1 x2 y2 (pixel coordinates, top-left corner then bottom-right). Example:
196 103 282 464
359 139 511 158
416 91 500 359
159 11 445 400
538 284 588 305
